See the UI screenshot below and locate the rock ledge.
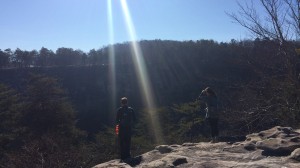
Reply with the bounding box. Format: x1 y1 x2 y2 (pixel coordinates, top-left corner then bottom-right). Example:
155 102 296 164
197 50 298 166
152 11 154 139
93 126 300 168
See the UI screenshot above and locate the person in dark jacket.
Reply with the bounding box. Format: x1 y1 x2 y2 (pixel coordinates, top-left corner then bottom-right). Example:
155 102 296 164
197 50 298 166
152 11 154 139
198 87 220 143
116 97 136 161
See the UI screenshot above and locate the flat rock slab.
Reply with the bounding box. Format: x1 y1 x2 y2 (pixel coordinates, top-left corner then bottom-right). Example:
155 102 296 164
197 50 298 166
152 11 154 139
93 126 300 168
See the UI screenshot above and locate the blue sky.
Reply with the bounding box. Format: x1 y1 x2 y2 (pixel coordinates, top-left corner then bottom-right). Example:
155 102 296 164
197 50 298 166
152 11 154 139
0 0 251 52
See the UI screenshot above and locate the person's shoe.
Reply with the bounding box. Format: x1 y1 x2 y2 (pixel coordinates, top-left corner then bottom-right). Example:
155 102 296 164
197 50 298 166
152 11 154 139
123 157 132 164
213 136 218 143
210 137 218 143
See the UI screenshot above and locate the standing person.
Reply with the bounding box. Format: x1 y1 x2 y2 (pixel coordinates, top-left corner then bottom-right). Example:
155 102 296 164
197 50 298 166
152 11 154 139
198 87 220 143
116 97 136 161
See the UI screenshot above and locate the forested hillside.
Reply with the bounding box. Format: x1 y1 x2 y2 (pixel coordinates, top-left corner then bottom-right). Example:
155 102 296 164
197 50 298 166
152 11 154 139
1 39 300 167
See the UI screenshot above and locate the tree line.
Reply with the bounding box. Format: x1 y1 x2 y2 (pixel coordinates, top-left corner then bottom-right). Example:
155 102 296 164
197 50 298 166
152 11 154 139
1 38 300 167
1 39 300 130
0 47 104 68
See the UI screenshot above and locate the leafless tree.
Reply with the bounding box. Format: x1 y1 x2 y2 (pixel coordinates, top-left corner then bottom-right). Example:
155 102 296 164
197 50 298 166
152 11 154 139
284 0 300 37
225 1 300 132
228 0 300 79
227 0 300 44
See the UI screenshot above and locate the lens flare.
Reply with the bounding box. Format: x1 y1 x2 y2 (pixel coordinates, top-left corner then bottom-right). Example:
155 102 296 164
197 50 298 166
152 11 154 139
120 0 164 144
107 0 117 122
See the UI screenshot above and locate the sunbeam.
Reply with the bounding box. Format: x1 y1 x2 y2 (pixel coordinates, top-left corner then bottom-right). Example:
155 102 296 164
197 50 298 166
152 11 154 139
107 0 117 123
120 0 164 144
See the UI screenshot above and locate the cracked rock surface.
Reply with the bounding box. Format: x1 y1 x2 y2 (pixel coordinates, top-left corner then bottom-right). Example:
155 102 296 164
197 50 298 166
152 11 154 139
93 126 300 168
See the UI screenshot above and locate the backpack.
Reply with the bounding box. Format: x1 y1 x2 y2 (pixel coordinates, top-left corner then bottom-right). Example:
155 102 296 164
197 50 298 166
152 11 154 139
118 107 134 127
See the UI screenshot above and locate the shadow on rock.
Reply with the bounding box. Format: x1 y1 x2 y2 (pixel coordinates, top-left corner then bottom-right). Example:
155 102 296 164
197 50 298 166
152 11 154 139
124 156 142 167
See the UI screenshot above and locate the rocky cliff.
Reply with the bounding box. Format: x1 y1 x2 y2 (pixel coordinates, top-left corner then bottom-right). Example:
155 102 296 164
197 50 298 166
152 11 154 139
93 126 300 168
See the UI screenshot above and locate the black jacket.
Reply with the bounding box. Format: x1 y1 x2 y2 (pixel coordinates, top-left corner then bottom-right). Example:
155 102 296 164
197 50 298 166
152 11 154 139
116 106 136 128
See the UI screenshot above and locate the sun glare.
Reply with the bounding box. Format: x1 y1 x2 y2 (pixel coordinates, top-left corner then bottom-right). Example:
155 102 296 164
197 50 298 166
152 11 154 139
107 0 117 123
114 0 163 143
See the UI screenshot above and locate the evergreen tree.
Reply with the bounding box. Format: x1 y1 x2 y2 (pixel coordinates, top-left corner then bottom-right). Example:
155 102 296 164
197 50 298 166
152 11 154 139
23 74 77 136
0 84 24 161
4 74 88 167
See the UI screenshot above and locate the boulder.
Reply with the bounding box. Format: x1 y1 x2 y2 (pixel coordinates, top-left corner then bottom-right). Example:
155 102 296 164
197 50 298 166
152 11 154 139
290 148 300 161
155 145 173 154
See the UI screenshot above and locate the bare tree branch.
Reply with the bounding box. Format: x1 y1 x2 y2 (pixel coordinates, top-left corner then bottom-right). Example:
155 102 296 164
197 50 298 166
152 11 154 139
284 0 300 38
227 0 299 42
